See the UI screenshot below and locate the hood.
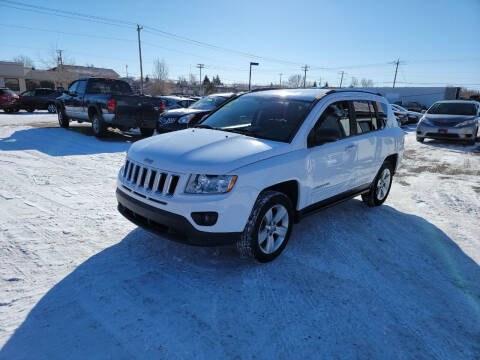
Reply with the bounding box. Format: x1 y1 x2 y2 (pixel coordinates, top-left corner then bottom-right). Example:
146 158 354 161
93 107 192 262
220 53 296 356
423 114 476 123
160 108 208 118
127 128 289 174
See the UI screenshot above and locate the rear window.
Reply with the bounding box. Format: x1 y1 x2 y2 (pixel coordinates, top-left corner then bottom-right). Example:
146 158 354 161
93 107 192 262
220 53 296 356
86 79 132 95
428 102 477 116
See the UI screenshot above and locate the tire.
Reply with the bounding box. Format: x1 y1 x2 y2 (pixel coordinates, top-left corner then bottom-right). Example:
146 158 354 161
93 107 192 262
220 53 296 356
91 112 106 137
57 108 70 128
361 161 394 207
416 136 424 143
236 190 294 263
47 103 57 113
25 107 35 113
140 127 154 137
3 108 12 113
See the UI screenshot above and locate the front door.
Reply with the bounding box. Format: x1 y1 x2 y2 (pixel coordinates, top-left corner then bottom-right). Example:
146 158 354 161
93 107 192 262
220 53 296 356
305 100 357 205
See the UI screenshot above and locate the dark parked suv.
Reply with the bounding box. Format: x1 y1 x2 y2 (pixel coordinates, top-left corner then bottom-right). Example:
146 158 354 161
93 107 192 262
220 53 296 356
157 93 236 133
16 88 62 113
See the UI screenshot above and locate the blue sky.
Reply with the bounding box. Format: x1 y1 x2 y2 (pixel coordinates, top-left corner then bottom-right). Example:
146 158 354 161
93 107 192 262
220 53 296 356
1 0 479 89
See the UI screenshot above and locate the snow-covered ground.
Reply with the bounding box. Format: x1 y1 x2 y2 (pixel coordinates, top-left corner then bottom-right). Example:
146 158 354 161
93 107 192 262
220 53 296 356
0 111 479 359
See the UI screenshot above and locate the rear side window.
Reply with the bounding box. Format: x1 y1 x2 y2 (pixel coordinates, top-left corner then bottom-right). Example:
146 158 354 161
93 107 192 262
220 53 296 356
353 100 385 134
375 101 388 128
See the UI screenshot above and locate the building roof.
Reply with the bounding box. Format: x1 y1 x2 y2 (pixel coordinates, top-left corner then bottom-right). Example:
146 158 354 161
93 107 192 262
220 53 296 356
48 65 119 78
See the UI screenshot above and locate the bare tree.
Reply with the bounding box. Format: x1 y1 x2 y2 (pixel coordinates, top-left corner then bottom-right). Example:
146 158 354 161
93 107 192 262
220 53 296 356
288 74 302 88
152 58 169 82
361 78 374 87
12 55 35 68
349 77 359 87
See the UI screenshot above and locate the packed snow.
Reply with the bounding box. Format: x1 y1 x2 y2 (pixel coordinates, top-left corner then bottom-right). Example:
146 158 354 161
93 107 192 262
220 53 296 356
0 111 479 359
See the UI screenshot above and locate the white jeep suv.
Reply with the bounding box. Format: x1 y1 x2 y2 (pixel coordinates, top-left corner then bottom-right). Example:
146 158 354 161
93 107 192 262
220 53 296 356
116 89 404 262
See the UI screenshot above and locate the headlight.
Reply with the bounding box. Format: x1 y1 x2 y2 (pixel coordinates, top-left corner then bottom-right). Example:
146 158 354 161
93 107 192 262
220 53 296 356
455 119 476 127
185 174 237 194
178 114 195 124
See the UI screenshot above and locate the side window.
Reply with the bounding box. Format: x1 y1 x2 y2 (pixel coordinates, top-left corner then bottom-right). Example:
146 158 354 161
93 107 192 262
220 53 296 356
76 81 87 95
68 81 78 93
308 101 351 147
22 90 34 96
374 101 388 129
353 100 375 134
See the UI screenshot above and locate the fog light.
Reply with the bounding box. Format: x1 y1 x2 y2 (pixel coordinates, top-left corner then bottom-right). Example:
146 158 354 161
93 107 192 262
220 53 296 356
191 212 218 226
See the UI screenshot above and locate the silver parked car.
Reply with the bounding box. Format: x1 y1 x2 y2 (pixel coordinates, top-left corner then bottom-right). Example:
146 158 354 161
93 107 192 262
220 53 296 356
416 100 479 145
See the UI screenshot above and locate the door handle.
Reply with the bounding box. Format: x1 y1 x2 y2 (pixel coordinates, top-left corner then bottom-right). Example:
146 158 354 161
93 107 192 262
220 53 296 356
345 144 356 151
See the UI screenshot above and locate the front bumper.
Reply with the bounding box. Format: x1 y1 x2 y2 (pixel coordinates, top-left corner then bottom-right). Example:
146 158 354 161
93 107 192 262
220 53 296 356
116 188 240 246
417 122 477 140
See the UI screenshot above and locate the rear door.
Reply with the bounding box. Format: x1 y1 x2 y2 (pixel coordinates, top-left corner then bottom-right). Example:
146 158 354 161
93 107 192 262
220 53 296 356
305 100 357 205
350 100 386 187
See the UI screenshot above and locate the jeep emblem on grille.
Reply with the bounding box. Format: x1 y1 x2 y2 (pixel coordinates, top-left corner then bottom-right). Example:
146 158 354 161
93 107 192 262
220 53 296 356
144 158 154 164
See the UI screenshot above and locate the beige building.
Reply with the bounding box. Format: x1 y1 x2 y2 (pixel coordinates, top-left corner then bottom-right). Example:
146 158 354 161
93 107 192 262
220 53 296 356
0 61 119 93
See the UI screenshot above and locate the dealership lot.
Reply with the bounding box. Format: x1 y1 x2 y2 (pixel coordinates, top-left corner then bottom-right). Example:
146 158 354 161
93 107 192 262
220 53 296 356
1 112 479 358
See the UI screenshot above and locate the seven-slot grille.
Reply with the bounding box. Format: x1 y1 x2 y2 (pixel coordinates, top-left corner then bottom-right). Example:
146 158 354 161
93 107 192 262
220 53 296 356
122 159 180 196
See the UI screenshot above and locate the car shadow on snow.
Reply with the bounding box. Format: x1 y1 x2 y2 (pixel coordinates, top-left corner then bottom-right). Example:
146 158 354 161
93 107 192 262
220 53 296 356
0 110 51 116
0 126 142 156
1 200 480 359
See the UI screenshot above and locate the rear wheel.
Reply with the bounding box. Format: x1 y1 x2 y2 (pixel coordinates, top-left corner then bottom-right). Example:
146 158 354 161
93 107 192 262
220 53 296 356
58 108 69 128
92 113 106 137
236 190 293 263
362 162 394 207
47 103 57 113
140 127 154 137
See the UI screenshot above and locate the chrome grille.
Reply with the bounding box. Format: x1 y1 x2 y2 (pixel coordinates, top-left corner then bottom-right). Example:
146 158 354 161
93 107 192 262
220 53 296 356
122 159 180 196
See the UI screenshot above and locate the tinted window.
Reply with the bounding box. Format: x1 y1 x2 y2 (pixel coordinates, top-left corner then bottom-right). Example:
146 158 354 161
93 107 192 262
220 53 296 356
86 79 132 95
353 100 374 134
375 101 388 129
309 101 351 145
22 90 34 97
35 89 53 96
201 95 313 142
427 102 477 116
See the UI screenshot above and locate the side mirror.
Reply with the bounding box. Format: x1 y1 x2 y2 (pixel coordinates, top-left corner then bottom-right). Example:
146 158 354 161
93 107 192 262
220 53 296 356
421 109 426 114
310 128 340 147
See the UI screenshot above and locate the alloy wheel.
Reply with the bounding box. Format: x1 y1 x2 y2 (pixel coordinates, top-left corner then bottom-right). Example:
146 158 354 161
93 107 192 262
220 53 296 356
376 168 391 201
258 204 289 254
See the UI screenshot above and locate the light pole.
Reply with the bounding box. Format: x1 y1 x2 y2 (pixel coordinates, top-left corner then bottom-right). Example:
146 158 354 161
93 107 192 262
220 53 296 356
249 62 259 91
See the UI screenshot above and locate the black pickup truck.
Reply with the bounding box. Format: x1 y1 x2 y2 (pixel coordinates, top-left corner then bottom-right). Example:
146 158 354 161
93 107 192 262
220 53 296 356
56 77 160 137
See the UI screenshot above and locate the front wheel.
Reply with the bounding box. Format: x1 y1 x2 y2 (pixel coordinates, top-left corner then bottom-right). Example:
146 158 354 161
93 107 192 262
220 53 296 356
58 108 69 128
362 162 394 207
236 190 294 263
140 127 154 137
25 107 35 113
416 136 424 143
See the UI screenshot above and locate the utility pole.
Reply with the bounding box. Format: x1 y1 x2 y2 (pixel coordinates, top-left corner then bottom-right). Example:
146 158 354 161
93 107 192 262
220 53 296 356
56 49 63 66
339 71 345 88
197 64 205 95
136 24 144 95
393 58 400 88
301 65 309 88
125 64 128 78
279 73 283 86
249 62 259 91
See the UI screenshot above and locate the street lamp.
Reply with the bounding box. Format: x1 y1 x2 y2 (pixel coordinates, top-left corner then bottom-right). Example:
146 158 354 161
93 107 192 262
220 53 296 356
249 62 259 91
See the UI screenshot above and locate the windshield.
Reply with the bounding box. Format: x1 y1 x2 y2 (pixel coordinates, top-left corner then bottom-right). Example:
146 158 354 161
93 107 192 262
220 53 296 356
190 96 229 110
86 79 133 95
199 95 313 142
427 102 477 116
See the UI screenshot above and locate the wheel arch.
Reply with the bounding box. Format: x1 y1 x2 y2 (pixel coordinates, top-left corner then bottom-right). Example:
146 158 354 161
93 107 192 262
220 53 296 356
262 180 299 214
384 153 398 174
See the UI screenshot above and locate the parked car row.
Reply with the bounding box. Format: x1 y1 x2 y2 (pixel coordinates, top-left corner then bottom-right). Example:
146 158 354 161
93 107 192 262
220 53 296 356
390 104 422 126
